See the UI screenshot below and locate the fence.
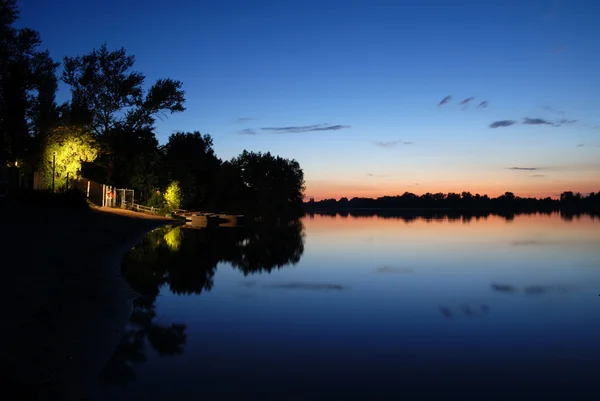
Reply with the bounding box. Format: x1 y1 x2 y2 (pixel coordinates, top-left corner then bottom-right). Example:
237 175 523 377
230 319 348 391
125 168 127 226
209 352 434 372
132 203 160 215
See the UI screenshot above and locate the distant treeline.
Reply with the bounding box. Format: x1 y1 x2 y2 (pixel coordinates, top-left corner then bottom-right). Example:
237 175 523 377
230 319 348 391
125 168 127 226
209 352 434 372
306 191 600 213
308 209 599 223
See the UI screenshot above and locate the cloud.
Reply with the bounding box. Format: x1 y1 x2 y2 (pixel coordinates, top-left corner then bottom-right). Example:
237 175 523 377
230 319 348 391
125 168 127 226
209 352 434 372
555 119 577 126
237 128 256 135
261 124 350 134
372 140 413 148
460 97 474 105
523 117 577 127
593 126 600 130
438 95 452 106
478 101 489 108
531 174 545 178
489 120 517 128
576 143 600 148
523 117 554 125
508 167 540 171
491 283 517 293
234 117 255 123
264 282 345 291
541 106 565 115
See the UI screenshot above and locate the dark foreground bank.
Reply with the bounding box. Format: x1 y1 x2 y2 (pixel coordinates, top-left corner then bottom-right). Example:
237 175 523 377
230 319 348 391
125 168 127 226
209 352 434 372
0 191 174 401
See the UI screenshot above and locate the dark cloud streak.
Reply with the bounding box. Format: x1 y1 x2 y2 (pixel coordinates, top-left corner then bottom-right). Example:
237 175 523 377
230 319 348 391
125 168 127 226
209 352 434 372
373 140 413 148
261 124 350 134
438 96 452 106
508 167 540 171
235 117 256 123
490 120 517 128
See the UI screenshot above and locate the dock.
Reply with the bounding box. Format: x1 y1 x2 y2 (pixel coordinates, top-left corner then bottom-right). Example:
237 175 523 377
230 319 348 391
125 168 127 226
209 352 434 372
175 211 246 228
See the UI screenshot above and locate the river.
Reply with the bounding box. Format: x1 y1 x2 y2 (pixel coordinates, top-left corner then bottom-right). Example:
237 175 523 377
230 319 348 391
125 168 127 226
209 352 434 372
94 212 600 400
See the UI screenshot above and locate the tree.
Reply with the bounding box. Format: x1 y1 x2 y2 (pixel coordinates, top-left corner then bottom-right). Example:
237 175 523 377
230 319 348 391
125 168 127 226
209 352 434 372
164 181 182 212
62 44 185 137
1 0 60 178
41 125 99 190
230 150 305 217
61 44 185 186
162 132 220 208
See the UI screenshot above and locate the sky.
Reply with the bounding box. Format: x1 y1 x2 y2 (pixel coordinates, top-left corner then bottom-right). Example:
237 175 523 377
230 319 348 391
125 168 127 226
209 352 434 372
17 0 600 200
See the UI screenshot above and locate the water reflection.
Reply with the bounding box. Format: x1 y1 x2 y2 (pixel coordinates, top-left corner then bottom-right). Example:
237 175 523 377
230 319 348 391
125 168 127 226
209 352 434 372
97 212 600 400
99 296 187 390
308 210 600 223
100 219 305 392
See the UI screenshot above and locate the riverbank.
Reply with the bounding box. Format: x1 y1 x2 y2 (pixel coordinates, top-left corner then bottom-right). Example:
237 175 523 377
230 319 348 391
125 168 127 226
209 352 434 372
0 202 174 400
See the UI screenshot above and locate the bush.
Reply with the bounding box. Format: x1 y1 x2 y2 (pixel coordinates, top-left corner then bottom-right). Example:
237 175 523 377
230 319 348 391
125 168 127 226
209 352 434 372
146 192 166 209
164 181 182 212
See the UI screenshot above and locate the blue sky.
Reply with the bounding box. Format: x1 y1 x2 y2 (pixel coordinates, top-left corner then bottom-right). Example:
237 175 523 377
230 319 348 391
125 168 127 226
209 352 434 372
18 0 600 198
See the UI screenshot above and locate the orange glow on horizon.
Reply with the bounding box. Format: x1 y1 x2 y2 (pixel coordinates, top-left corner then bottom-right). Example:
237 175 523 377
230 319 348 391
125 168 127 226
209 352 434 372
305 180 600 201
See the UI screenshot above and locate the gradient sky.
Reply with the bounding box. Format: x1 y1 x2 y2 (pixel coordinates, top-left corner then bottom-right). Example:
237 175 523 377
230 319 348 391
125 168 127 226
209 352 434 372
17 0 600 199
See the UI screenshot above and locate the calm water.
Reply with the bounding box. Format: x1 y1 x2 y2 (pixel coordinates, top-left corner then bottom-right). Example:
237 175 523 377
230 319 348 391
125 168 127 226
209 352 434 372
97 213 600 400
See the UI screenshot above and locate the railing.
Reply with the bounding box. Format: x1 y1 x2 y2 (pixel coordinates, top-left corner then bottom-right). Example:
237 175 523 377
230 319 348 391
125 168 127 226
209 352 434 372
132 203 160 215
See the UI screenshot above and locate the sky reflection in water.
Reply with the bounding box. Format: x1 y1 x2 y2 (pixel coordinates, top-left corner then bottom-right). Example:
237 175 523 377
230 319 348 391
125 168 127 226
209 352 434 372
97 213 600 400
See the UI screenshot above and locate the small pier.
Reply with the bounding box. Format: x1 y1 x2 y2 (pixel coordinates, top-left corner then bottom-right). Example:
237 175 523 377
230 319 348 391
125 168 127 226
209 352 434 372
175 211 246 228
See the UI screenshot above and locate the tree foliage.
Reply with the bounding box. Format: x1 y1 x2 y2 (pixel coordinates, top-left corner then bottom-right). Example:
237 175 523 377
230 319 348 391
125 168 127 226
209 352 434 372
164 180 182 212
162 131 220 208
41 125 99 189
1 0 59 171
229 150 305 217
62 44 185 136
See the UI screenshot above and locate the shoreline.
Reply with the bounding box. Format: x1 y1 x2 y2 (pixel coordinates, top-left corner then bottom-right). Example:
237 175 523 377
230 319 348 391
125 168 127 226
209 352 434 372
0 206 175 400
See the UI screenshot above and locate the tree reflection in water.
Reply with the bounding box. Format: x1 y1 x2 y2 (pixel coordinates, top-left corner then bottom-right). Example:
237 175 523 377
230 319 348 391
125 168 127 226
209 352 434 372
99 219 305 391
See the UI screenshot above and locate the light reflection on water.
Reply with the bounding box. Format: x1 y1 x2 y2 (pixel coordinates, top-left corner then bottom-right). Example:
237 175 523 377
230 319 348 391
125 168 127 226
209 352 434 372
96 213 600 400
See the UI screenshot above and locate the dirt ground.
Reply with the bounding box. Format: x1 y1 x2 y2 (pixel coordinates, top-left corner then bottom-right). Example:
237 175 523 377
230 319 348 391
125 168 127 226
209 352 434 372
0 205 174 401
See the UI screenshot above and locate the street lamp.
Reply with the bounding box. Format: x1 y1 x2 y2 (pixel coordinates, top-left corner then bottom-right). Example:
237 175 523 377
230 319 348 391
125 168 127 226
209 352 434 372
52 151 57 193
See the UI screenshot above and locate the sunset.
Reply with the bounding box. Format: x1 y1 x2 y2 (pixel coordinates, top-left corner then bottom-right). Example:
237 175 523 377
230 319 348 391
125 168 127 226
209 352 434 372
15 0 599 200
2 1 599 400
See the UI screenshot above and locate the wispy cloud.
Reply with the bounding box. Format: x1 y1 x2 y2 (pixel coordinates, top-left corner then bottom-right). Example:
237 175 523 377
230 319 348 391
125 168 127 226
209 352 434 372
460 97 475 110
523 117 576 126
531 174 546 178
523 117 554 125
555 118 577 126
478 100 489 108
490 117 576 129
508 167 540 171
234 117 255 123
237 128 257 135
261 124 350 134
372 140 413 148
541 106 565 115
460 97 474 105
490 120 517 128
593 126 600 130
438 95 452 106
576 143 600 148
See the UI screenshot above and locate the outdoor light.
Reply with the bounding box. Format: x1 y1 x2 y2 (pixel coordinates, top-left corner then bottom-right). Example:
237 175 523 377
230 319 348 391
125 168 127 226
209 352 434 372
52 151 57 193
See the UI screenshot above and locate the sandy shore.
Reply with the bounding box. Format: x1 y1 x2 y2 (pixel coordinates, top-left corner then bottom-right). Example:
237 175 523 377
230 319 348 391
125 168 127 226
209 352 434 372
0 205 174 401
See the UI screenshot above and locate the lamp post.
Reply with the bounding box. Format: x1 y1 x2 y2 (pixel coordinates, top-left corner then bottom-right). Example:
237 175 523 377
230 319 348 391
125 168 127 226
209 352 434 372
52 151 56 193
